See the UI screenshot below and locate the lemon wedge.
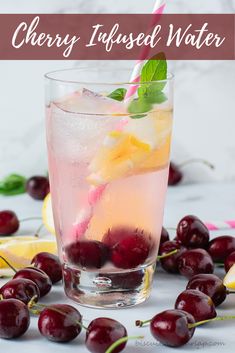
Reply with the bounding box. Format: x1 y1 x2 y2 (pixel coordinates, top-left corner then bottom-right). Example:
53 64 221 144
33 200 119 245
42 193 55 235
223 264 235 289
0 235 38 245
87 132 151 185
0 238 57 269
87 110 173 185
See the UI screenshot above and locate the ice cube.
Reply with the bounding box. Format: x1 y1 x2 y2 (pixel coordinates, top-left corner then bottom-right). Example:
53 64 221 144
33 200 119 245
123 110 173 150
124 115 158 150
54 88 126 115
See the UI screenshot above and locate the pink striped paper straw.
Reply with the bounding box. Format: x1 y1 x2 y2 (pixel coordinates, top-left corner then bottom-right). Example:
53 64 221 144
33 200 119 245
205 220 235 231
125 0 166 101
73 0 167 238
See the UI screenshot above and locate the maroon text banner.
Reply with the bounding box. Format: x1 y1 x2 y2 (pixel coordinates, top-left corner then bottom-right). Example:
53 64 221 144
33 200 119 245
0 14 234 60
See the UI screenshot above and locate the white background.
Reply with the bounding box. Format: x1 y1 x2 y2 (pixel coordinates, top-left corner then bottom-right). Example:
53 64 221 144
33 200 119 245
0 0 235 182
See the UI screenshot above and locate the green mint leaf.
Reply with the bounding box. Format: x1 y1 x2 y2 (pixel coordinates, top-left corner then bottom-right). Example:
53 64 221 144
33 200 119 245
128 98 152 119
0 185 26 196
144 89 167 104
0 174 26 196
140 52 167 84
139 52 167 98
129 114 147 119
108 88 127 102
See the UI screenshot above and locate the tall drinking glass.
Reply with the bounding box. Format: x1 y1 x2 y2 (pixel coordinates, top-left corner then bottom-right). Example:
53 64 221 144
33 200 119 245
45 67 174 308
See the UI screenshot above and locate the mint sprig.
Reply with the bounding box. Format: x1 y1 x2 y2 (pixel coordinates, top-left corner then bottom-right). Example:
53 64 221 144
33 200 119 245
108 52 167 118
0 174 26 196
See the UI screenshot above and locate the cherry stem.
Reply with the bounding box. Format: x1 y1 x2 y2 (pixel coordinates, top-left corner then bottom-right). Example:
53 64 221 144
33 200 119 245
28 297 88 330
34 223 44 237
20 217 42 222
188 315 235 329
135 319 151 327
0 274 12 279
105 335 144 353
178 158 215 170
227 290 235 295
157 249 178 260
0 256 17 273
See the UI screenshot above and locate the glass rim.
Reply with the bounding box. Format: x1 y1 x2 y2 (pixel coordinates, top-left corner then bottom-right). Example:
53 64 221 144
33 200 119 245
44 67 174 86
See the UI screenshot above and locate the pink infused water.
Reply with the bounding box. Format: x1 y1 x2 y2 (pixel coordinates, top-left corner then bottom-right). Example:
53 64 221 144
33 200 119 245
46 89 173 307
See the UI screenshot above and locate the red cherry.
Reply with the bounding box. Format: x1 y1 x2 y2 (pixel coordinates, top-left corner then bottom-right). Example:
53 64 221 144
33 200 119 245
176 215 209 249
208 236 235 262
13 267 52 297
0 299 30 339
103 227 129 247
111 233 150 269
101 271 144 290
31 252 62 284
168 163 183 186
103 227 152 248
175 289 217 322
186 274 227 307
86 317 127 353
160 227 170 245
225 251 235 272
26 176 49 200
150 309 195 347
62 265 80 289
159 240 186 273
65 240 109 269
0 210 19 236
177 248 214 279
0 278 40 304
38 304 82 342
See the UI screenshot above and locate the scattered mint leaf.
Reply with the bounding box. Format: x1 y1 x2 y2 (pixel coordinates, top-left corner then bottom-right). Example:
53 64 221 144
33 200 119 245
108 88 127 102
0 174 26 196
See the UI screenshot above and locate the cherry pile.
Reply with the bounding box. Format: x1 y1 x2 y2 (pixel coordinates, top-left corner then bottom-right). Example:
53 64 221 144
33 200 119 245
0 252 141 353
136 213 235 347
1 208 235 350
159 215 235 276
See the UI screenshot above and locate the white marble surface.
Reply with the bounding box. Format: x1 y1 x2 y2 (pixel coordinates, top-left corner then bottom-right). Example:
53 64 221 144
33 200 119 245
0 0 235 182
0 182 235 352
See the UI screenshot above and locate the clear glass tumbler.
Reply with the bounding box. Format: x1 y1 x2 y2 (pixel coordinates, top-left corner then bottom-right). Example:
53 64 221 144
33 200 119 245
45 67 174 308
